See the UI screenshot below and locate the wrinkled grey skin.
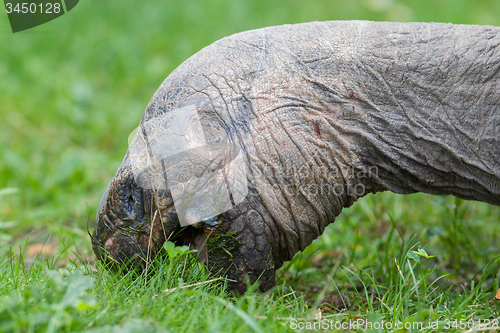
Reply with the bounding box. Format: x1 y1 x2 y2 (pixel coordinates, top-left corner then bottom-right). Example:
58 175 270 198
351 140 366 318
93 21 500 293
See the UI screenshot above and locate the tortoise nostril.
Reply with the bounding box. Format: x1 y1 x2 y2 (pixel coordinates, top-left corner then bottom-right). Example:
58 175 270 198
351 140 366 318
125 194 135 215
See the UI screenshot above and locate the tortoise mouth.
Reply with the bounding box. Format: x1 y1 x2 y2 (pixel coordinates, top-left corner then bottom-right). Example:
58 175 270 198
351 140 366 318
93 184 277 293
92 213 151 270
168 225 209 262
92 167 231 273
93 202 211 269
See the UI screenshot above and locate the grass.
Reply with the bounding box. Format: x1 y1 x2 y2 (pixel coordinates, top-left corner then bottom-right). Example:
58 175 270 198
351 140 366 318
1 0 500 331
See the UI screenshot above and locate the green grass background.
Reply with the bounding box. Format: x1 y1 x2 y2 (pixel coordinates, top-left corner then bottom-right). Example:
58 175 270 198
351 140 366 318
1 0 500 332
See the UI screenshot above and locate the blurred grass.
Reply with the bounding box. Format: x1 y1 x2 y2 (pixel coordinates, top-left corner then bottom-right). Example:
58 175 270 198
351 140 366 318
1 0 500 331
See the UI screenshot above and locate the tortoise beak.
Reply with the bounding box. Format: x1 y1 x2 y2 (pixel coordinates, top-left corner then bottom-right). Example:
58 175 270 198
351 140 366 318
92 167 164 271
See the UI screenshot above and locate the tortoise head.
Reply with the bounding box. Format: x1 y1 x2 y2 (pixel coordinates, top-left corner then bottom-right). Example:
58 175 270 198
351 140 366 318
92 100 277 293
92 32 290 293
92 165 178 271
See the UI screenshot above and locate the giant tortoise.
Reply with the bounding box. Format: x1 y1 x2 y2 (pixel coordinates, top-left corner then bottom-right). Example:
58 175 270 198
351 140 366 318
93 21 500 293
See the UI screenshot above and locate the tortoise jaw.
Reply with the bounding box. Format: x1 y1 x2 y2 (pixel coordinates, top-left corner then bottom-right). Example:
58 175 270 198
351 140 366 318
93 207 209 270
92 167 173 271
93 166 278 293
92 167 214 271
93 206 153 271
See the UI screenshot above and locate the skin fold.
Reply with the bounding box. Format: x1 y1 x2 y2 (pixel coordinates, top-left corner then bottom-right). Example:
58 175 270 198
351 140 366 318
93 21 500 293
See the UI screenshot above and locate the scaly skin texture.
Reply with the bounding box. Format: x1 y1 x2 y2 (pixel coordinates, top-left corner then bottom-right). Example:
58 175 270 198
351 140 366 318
93 21 500 293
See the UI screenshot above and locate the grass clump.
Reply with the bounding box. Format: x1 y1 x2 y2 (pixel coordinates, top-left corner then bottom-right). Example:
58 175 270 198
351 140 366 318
0 242 306 332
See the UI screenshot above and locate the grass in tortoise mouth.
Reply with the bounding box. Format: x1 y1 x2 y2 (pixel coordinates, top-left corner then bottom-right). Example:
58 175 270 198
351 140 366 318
93 210 239 272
